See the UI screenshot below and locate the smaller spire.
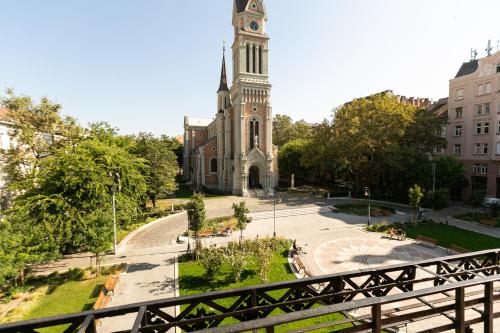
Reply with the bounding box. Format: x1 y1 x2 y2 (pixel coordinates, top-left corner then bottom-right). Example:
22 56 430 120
217 43 230 93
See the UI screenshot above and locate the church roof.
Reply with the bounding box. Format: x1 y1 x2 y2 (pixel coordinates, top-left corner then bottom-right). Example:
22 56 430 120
235 0 250 13
455 60 478 78
217 51 230 93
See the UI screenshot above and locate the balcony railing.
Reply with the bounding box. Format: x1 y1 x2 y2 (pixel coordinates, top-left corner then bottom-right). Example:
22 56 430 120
0 249 498 333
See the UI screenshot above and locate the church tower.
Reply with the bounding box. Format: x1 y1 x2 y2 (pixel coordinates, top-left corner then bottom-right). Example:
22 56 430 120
231 0 277 196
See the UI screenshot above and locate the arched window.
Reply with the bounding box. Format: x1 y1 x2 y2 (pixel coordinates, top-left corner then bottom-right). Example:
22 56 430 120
246 44 250 73
210 158 217 173
259 46 263 74
249 118 259 149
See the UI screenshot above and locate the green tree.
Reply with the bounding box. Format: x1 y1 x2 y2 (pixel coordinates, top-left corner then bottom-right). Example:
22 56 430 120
278 139 311 184
199 245 224 281
0 89 83 197
85 210 113 277
186 193 206 241
469 191 486 219
132 133 179 207
408 184 424 225
272 114 312 147
7 137 147 253
232 201 251 244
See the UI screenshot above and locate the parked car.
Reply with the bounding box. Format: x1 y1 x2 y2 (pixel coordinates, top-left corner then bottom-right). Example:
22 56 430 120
483 197 500 206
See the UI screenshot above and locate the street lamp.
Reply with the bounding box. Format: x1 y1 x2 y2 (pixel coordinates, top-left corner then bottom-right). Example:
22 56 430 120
364 187 371 226
109 172 121 255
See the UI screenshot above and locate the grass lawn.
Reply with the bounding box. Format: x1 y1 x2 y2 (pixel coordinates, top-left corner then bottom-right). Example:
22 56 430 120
400 222 500 251
21 276 107 333
179 250 351 332
452 212 500 228
335 203 396 216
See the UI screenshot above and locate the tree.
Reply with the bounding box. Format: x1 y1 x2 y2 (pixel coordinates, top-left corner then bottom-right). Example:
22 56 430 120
408 184 423 225
186 193 206 241
469 191 486 219
85 210 113 277
132 133 179 207
7 137 147 253
232 201 251 244
272 114 312 147
278 139 311 184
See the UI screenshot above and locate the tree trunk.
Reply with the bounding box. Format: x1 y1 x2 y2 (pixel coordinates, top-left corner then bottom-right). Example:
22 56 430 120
152 197 157 208
96 253 101 277
20 269 25 286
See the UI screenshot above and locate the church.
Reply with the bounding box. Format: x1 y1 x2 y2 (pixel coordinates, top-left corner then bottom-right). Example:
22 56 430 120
183 0 278 197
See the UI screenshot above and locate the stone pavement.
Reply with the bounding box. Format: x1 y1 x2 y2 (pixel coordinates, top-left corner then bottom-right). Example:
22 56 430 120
26 195 499 332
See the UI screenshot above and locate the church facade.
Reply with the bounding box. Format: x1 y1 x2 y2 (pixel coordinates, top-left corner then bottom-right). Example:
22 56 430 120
183 0 278 197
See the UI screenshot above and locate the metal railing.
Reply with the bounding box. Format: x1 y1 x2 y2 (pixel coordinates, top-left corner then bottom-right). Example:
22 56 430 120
0 249 498 333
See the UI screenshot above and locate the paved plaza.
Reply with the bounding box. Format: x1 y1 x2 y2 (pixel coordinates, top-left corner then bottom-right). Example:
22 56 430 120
29 195 499 332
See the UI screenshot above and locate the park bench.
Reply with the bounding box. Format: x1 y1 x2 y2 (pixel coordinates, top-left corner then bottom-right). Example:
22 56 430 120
387 227 406 241
104 274 119 296
293 257 306 273
93 291 111 326
416 235 438 248
479 219 497 227
447 244 470 254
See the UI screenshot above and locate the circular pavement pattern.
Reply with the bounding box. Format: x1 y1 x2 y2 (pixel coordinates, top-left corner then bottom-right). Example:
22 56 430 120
313 237 442 275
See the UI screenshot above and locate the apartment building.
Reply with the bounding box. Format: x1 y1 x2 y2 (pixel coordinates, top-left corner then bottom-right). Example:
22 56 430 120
447 50 500 197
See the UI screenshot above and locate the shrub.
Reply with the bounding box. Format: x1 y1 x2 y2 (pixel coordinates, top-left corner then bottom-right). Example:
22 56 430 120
222 242 249 282
198 245 223 281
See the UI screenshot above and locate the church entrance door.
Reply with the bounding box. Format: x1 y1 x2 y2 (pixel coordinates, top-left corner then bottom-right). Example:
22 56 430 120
249 166 260 189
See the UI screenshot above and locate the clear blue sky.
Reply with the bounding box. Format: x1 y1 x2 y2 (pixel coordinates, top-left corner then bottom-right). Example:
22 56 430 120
1 0 499 136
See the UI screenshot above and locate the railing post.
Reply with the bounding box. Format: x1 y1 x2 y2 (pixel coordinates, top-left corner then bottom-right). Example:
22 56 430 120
265 326 275 333
484 282 493 333
455 287 465 333
372 304 381 333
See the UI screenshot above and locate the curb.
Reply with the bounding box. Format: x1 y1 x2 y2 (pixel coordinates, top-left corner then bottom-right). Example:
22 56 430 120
116 211 186 254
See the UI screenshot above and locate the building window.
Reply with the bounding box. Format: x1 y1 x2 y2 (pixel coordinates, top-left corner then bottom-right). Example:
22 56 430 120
249 118 259 149
474 143 488 154
496 142 500 155
485 82 492 94
454 144 461 155
473 164 488 175
485 103 491 114
477 84 484 96
259 46 263 74
252 45 256 73
246 44 250 72
210 159 217 173
455 125 462 136
455 107 463 118
476 123 482 134
484 122 489 134
475 104 483 115
497 64 500 73
456 88 464 100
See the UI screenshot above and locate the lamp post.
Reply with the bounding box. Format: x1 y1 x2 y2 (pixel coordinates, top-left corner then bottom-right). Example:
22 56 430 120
364 187 371 226
109 172 121 255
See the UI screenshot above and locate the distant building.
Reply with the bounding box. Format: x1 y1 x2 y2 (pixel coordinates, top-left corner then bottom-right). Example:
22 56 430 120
0 107 14 210
183 0 278 196
446 50 500 197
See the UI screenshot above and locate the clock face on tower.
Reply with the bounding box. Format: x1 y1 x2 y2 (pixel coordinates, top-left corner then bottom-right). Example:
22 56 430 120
250 21 259 31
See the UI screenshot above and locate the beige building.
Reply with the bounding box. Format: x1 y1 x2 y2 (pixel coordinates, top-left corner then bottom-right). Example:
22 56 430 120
183 0 278 196
0 107 14 211
447 50 500 197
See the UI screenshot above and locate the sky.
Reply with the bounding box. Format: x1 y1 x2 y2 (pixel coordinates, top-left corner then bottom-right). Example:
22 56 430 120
1 0 500 137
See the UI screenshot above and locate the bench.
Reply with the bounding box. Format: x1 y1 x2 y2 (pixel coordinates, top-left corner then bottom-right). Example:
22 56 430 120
387 227 406 241
93 291 111 326
479 219 497 227
416 235 438 248
448 244 470 254
293 257 306 273
104 274 119 295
